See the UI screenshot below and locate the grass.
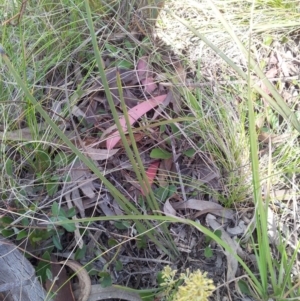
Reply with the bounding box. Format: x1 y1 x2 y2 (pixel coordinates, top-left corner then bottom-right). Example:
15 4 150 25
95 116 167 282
1 0 300 300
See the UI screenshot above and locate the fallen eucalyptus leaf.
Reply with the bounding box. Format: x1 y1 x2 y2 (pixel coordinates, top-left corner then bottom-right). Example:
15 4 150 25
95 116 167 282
77 285 142 301
61 260 91 301
83 145 118 160
206 214 238 281
172 199 235 220
163 199 177 216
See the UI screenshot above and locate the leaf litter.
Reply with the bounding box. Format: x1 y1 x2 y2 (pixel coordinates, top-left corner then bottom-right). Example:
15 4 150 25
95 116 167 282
3 3 300 301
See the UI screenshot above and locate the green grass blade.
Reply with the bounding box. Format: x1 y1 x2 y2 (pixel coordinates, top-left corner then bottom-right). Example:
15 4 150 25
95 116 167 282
165 8 300 132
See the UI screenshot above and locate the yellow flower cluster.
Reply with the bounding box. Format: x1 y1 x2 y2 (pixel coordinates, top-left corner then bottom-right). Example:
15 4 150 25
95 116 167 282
161 266 215 301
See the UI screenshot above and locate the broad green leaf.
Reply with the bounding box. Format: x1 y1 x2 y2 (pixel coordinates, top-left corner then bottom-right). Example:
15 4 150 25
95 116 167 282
16 230 28 240
36 251 51 282
114 221 131 230
66 207 76 218
1 229 14 237
238 280 251 295
137 235 147 249
75 244 87 260
99 271 112 288
115 60 133 69
51 201 59 216
52 235 63 250
108 238 118 247
46 268 53 281
204 246 213 258
183 148 196 158
5 159 13 176
115 260 123 272
46 181 59 197
58 216 76 232
150 148 172 159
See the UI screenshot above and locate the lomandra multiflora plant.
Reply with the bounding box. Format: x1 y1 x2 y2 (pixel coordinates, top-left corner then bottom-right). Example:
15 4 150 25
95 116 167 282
161 266 215 301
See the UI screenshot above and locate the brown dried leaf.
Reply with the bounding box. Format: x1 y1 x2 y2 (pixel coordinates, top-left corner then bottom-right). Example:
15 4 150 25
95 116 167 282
260 67 278 95
68 160 95 199
83 144 118 160
77 285 141 301
157 158 173 186
0 123 48 141
106 94 167 150
45 256 75 301
206 214 238 281
60 260 91 301
163 199 177 216
172 199 234 220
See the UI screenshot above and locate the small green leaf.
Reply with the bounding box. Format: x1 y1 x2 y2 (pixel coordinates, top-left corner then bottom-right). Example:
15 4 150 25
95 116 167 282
150 148 172 159
75 244 87 260
0 216 13 226
21 217 29 226
115 60 133 69
204 246 213 258
36 251 51 282
54 152 69 167
157 271 164 286
214 229 222 238
124 40 134 49
183 148 196 158
99 271 112 288
105 43 118 54
32 235 43 242
35 150 51 173
108 238 118 247
52 235 63 250
115 260 123 272
66 207 76 218
1 229 14 237
46 182 58 197
137 236 147 249
114 221 131 230
51 201 59 216
46 268 53 281
238 280 251 295
5 159 13 176
263 35 273 46
58 216 76 232
16 230 28 240
154 185 177 203
205 234 212 244
169 123 180 136
159 124 166 133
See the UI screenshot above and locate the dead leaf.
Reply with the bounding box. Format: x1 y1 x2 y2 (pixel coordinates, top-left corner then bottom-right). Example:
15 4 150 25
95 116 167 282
163 199 177 216
68 160 96 199
172 199 234 220
106 94 167 150
83 144 118 160
61 260 91 301
151 90 172 120
0 123 48 141
258 132 292 144
136 56 150 79
72 105 86 118
142 76 157 93
75 284 141 301
260 67 278 95
157 158 173 186
45 256 75 301
136 56 157 93
206 214 238 281
141 160 160 195
65 191 84 248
